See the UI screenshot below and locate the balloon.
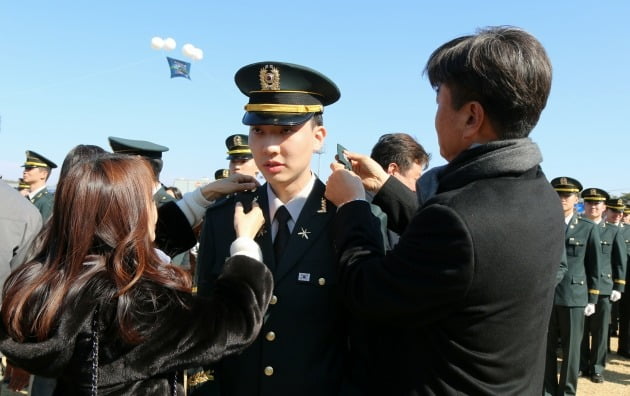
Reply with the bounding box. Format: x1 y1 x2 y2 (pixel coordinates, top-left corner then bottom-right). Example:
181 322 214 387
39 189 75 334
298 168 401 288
182 43 194 58
151 37 164 50
163 37 176 51
192 48 204 61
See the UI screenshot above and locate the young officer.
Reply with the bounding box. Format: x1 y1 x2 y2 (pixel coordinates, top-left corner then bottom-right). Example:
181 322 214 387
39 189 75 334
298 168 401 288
544 177 602 396
194 62 350 396
21 150 57 221
580 189 627 383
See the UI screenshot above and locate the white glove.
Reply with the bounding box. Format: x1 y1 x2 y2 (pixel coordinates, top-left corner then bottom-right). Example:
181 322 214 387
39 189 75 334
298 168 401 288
610 290 622 302
584 303 596 316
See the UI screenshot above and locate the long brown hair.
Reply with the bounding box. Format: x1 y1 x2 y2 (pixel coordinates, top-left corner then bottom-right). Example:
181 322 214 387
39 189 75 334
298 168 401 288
2 154 191 343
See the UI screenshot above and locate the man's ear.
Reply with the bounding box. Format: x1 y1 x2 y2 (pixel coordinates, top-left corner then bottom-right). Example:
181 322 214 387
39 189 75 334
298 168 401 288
462 101 485 140
386 162 400 176
312 125 327 152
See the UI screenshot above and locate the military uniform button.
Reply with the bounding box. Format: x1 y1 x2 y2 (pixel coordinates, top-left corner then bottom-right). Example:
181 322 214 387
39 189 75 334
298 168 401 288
270 295 278 305
264 366 274 376
318 277 326 286
265 331 276 341
580 281 584 285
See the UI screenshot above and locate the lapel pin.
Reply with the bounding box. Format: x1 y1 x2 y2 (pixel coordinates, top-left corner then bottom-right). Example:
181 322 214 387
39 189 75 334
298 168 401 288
298 227 311 240
298 272 311 282
317 198 327 213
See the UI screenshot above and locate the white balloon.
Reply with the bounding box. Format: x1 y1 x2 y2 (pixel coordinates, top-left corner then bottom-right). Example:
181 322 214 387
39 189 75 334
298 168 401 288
163 37 176 51
192 48 204 61
150 36 164 50
182 43 195 58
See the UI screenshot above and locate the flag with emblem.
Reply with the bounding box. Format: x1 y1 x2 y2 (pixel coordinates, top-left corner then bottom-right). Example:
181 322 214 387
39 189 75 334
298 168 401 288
166 57 191 79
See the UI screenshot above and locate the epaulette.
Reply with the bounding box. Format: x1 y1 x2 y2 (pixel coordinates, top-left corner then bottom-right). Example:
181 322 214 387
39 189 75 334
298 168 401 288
577 215 596 225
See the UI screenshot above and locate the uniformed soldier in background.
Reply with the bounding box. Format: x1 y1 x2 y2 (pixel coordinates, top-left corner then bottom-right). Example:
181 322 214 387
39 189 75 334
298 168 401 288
17 178 30 197
194 61 351 396
617 203 630 358
214 169 230 180
225 134 261 181
21 150 57 221
108 136 175 208
579 189 627 383
544 177 602 396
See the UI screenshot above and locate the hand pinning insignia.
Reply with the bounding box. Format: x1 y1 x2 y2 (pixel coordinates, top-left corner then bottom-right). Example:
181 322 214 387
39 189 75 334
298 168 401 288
316 198 327 213
298 227 311 240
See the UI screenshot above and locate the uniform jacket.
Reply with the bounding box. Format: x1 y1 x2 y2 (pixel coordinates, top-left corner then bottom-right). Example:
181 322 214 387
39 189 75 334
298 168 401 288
0 256 273 395
31 187 54 221
196 179 348 396
0 181 42 295
554 215 602 306
334 139 565 395
596 221 627 295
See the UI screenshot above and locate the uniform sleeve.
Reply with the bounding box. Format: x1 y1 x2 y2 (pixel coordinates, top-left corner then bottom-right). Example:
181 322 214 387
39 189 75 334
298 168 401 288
612 228 627 293
585 224 603 304
333 200 473 326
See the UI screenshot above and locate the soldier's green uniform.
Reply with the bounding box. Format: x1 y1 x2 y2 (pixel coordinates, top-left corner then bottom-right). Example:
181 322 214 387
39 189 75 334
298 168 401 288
544 177 602 396
618 205 630 357
579 190 627 383
108 136 175 208
22 150 57 222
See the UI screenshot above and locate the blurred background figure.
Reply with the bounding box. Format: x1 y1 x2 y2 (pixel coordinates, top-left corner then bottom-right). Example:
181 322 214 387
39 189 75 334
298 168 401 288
21 150 57 222
214 169 230 180
16 178 30 197
166 186 183 200
370 132 430 192
225 134 262 182
108 136 175 207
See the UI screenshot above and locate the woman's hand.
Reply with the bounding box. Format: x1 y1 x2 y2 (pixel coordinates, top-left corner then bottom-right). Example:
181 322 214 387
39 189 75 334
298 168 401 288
234 201 265 239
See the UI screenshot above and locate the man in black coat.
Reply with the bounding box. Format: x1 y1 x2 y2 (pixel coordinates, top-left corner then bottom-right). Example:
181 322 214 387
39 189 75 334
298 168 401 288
326 26 564 395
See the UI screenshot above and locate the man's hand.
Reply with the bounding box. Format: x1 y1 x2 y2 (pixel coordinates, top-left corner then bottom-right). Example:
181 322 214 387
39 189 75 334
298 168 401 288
4 363 30 391
584 303 596 316
325 163 365 207
610 290 622 302
200 173 259 201
341 150 390 193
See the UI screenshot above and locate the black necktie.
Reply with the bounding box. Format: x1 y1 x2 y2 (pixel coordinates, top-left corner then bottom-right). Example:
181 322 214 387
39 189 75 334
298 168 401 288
274 206 291 260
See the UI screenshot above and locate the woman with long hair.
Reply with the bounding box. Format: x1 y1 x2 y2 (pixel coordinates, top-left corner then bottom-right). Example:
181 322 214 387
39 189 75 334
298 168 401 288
0 154 273 394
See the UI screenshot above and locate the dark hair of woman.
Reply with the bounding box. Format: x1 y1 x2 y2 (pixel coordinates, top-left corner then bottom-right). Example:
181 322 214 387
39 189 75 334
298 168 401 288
1 154 191 344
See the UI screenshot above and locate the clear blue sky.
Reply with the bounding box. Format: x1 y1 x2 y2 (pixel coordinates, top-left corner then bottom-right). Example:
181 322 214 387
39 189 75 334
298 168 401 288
1 1 629 195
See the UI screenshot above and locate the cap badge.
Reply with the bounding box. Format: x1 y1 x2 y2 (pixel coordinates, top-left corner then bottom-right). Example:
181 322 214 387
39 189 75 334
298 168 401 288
233 135 243 146
589 189 596 196
560 177 568 185
617 199 624 206
259 65 280 91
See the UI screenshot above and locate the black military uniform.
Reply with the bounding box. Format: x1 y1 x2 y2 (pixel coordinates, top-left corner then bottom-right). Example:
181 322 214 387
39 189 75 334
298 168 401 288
579 189 627 383
22 150 57 221
544 177 602 395
618 204 630 358
194 62 350 396
108 136 175 208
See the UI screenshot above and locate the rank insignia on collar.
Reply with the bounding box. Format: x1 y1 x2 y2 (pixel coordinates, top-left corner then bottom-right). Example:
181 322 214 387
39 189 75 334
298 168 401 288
259 65 280 91
317 198 327 213
298 227 310 240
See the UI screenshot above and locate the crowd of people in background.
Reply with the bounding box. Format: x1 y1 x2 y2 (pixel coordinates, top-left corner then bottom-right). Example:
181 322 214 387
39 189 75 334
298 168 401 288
0 25 628 396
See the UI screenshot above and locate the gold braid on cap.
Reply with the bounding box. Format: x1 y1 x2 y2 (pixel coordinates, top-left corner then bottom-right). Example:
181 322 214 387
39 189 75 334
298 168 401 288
244 103 323 113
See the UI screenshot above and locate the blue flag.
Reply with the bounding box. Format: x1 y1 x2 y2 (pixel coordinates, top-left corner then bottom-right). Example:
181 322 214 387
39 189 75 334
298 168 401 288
166 57 191 80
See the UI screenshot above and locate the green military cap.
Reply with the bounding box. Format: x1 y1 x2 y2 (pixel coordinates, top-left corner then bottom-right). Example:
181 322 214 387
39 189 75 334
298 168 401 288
108 136 169 159
22 150 57 169
17 178 30 190
550 176 582 193
606 198 626 212
581 187 609 202
624 203 630 215
225 134 252 160
235 61 340 126
214 168 230 180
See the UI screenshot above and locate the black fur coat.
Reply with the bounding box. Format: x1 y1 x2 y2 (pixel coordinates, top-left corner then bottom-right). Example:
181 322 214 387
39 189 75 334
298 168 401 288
0 255 273 395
